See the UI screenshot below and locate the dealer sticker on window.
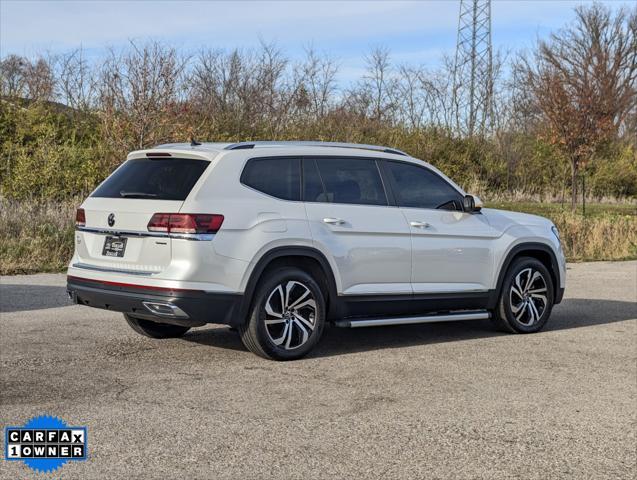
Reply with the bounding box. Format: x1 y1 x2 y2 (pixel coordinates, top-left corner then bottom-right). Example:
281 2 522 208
4 415 88 474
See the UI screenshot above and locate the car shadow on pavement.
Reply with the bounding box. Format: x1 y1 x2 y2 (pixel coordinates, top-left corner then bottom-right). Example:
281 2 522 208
182 326 247 352
182 298 637 358
1 284 71 313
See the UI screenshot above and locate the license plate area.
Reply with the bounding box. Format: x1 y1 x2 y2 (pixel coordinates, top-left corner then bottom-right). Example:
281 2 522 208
102 236 128 257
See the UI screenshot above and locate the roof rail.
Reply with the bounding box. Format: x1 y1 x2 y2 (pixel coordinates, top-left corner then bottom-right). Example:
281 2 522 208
223 141 407 156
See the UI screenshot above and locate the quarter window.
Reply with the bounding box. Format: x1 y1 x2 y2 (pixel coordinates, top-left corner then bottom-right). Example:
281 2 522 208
241 157 301 201
384 161 463 210
314 158 388 206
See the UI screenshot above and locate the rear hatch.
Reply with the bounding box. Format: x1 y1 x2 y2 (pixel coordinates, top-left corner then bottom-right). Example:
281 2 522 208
74 156 210 274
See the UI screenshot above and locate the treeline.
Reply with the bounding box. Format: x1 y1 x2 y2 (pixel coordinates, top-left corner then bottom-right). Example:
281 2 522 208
1 3 635 203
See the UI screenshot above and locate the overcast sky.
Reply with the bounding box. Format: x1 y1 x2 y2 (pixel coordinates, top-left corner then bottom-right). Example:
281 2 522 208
1 0 630 84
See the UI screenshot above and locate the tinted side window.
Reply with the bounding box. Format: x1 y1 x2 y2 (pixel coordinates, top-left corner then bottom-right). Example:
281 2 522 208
315 158 387 206
385 161 463 210
241 157 301 201
302 158 327 202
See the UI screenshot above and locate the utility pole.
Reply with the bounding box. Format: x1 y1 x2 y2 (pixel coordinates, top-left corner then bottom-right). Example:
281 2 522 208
451 0 494 136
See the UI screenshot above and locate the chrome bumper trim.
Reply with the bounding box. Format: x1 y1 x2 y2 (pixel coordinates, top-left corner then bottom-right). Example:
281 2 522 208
71 263 157 276
76 226 214 241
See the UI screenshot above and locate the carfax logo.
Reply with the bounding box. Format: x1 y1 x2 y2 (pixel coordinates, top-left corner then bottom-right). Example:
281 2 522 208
4 415 88 474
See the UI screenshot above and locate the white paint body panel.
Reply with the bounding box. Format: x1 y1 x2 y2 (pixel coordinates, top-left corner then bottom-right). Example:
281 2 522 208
401 207 499 293
68 144 566 300
305 203 411 295
75 197 182 273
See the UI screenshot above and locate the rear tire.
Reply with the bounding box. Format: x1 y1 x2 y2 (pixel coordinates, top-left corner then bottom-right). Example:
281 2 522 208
124 313 190 338
492 257 554 333
239 267 325 360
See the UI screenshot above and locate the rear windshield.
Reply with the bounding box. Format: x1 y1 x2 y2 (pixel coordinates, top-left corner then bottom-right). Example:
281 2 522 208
92 158 209 200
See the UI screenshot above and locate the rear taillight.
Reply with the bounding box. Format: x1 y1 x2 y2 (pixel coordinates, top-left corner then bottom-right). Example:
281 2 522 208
147 213 171 232
75 208 86 227
147 213 224 234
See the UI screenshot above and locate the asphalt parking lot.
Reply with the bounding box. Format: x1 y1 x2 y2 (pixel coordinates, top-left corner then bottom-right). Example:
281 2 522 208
1 261 636 479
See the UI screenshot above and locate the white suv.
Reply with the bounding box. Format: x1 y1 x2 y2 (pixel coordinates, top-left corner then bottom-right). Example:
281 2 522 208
67 141 566 360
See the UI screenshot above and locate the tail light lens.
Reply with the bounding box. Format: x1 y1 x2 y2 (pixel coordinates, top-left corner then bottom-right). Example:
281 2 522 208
147 213 224 234
75 208 86 227
147 213 171 232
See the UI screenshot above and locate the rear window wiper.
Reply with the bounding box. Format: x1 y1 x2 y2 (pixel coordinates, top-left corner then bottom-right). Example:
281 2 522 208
119 191 158 198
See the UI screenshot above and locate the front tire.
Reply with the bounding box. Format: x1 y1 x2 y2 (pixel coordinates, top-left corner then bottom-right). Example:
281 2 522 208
124 313 190 338
239 267 325 360
493 257 554 333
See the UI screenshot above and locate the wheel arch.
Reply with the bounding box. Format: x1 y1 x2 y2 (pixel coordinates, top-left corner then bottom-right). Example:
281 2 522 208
494 242 561 306
239 246 340 322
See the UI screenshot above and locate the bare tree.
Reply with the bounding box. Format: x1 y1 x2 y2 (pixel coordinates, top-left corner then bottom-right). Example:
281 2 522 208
188 42 298 138
188 48 226 134
436 54 459 130
58 48 96 111
394 65 426 129
515 4 637 208
363 46 396 123
24 57 56 102
99 41 189 149
256 41 286 106
0 55 27 98
394 65 452 130
294 46 338 119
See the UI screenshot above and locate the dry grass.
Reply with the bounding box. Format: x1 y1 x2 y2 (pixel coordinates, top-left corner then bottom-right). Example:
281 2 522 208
552 211 637 261
486 202 637 261
0 198 635 275
0 197 77 275
464 178 637 205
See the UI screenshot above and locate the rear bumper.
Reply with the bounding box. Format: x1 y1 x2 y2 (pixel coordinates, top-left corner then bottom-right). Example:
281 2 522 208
67 276 243 327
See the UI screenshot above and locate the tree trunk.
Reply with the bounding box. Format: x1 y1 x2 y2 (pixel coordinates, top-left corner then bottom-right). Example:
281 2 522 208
571 160 578 211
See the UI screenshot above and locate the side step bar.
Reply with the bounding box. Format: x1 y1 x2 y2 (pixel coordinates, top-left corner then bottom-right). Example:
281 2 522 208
334 310 490 328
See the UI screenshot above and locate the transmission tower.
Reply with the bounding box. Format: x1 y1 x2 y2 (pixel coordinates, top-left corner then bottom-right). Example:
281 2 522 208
451 0 494 136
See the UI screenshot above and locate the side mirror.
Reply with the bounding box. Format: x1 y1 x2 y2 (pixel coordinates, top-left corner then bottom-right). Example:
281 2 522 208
463 194 482 213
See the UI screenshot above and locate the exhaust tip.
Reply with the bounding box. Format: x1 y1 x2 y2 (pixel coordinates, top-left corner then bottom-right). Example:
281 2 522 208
142 301 189 319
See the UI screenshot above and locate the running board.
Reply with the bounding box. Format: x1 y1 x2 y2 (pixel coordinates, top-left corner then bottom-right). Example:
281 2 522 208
334 311 490 328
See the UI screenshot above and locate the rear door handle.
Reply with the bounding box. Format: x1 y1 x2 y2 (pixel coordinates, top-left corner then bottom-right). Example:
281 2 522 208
410 221 431 229
323 217 346 225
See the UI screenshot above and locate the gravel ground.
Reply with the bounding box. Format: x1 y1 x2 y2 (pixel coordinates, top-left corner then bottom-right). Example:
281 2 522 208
1 261 636 479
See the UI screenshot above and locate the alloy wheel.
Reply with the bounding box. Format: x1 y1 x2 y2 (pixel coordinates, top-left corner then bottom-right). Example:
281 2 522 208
509 267 548 326
263 281 317 350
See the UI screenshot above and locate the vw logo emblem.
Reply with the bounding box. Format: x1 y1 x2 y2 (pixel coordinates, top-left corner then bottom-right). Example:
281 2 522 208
107 213 115 227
